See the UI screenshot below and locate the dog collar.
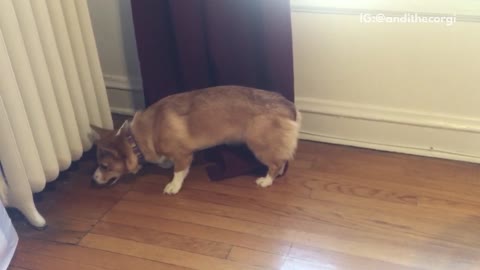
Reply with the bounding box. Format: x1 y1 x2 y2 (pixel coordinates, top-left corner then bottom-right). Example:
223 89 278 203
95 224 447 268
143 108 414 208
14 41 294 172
125 124 146 165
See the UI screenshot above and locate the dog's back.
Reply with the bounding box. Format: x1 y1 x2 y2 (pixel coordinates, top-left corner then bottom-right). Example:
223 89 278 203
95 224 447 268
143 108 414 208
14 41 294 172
138 85 300 157
160 85 296 121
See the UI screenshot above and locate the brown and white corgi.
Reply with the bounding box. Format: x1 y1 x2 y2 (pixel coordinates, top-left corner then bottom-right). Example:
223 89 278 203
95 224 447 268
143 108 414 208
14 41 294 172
91 85 301 194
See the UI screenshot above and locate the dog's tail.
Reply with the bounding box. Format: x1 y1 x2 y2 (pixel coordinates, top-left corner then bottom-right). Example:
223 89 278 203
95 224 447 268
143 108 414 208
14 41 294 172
278 109 301 178
284 107 301 146
295 109 302 127
291 109 302 155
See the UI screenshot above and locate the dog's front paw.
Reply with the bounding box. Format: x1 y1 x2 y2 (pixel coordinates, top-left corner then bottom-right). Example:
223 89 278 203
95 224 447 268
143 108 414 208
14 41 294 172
163 181 182 195
256 176 273 188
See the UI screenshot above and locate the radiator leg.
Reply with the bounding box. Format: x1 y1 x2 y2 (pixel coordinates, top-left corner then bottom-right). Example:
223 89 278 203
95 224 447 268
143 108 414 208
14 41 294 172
0 178 46 229
0 96 47 229
15 201 46 229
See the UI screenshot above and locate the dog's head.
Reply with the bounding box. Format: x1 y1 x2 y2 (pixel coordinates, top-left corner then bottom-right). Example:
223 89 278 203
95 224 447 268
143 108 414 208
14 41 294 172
90 121 140 187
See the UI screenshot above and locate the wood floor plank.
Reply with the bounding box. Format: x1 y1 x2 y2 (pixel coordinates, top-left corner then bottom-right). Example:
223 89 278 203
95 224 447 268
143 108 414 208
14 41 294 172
102 210 291 255
168 188 315 220
136 169 480 234
124 187 479 249
40 194 119 221
288 244 424 270
178 161 478 213
133 182 398 226
11 251 105 270
147 179 480 249
127 187 408 238
306 172 480 215
289 159 314 169
186 171 480 228
292 151 317 161
10 139 480 270
53 177 132 200
15 238 190 270
281 258 329 270
91 221 232 258
7 266 29 270
191 174 313 198
290 168 480 211
295 171 420 206
109 199 480 269
80 234 263 270
124 190 282 225
12 192 120 244
14 215 96 244
227 247 286 269
310 145 479 194
111 199 295 241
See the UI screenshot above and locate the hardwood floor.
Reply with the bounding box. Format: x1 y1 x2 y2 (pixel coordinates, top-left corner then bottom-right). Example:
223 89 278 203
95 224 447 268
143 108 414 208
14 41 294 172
7 140 480 270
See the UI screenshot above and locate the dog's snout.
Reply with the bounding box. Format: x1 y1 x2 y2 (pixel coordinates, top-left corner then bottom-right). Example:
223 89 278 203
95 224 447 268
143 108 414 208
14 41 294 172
90 174 119 188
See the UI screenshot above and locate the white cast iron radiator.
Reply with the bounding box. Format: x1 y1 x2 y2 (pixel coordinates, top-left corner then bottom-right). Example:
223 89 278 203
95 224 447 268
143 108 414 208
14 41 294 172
0 0 113 228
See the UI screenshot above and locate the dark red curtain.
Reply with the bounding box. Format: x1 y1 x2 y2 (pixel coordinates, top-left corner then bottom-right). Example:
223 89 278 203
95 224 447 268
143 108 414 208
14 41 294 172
131 0 294 180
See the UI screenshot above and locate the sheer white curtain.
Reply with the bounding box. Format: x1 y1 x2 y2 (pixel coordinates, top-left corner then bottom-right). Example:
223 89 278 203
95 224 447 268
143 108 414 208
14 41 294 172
0 199 17 270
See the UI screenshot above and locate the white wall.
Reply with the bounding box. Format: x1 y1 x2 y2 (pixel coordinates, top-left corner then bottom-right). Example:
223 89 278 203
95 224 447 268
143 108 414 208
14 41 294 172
87 0 144 114
87 1 480 163
292 10 480 163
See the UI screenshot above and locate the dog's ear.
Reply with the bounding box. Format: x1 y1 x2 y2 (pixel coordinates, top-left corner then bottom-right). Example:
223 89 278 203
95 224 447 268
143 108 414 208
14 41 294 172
116 120 130 136
90 125 113 141
132 111 141 121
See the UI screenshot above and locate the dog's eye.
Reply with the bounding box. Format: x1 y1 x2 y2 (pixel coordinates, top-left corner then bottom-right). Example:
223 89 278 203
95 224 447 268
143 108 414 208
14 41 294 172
100 164 109 170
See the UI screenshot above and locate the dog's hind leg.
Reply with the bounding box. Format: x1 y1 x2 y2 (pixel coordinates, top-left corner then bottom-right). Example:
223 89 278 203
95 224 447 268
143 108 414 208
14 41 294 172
247 137 291 188
246 116 299 188
278 161 289 177
163 153 192 195
256 162 285 188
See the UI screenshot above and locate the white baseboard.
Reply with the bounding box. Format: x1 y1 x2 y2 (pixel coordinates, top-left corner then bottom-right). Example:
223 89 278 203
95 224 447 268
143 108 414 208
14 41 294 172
102 75 480 163
106 88 144 116
296 97 480 164
104 74 144 115
109 104 136 116
104 74 143 92
297 98 480 133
